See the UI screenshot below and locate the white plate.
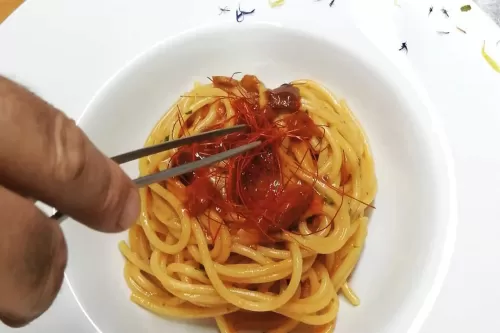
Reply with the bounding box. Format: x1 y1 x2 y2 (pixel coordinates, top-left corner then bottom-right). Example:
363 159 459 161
0 1 499 333
66 20 456 333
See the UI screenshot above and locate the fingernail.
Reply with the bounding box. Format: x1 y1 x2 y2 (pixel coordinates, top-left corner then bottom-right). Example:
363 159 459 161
119 189 140 229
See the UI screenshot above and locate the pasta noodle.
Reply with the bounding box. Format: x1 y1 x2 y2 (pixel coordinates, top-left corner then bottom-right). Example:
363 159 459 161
119 74 377 333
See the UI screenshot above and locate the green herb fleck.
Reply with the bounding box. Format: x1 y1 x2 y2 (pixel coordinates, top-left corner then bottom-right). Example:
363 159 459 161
460 4 471 12
186 110 193 115
164 135 169 142
323 196 334 205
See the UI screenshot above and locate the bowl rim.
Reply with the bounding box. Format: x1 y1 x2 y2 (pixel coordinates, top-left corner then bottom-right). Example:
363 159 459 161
67 21 458 333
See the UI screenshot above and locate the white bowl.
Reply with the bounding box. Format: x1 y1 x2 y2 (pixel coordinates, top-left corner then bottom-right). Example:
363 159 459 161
63 22 456 333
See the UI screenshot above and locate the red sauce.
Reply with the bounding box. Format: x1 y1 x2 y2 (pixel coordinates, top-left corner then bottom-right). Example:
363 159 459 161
261 105 278 122
231 97 261 127
284 112 323 139
239 150 279 197
212 76 238 89
178 105 211 137
184 177 221 216
216 101 226 119
236 149 315 233
170 145 211 185
272 183 315 231
307 192 324 217
266 84 301 112
199 105 211 119
174 75 326 241
240 75 260 93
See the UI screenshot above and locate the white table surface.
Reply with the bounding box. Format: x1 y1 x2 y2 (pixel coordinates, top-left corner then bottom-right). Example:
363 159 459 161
0 0 499 332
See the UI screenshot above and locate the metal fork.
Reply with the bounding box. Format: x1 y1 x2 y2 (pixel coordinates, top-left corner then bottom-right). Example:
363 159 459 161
50 125 259 223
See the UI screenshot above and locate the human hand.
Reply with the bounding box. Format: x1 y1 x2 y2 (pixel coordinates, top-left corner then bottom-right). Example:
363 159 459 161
0 76 140 327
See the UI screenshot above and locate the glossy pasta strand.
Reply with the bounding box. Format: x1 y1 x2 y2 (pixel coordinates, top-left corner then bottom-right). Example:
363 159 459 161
119 76 377 332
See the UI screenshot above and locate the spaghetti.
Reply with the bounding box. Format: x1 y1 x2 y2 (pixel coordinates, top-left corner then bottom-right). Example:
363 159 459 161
119 75 377 333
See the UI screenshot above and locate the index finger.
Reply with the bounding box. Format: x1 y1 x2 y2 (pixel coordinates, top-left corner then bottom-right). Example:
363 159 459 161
0 76 139 232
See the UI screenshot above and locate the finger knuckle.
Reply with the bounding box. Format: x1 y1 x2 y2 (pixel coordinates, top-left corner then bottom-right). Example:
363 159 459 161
49 112 87 183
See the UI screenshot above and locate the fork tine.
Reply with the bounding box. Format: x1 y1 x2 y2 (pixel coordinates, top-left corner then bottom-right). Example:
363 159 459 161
50 140 261 224
112 124 247 164
133 141 261 187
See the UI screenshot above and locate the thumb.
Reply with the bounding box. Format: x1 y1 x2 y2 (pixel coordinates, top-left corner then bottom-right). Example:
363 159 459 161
0 76 139 232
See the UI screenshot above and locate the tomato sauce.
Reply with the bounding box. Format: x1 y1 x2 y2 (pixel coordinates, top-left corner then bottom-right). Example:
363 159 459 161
283 111 323 139
266 84 301 112
174 76 324 240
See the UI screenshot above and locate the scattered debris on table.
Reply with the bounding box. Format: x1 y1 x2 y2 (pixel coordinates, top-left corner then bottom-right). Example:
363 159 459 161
269 0 285 7
399 42 408 53
460 5 472 12
481 41 500 73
